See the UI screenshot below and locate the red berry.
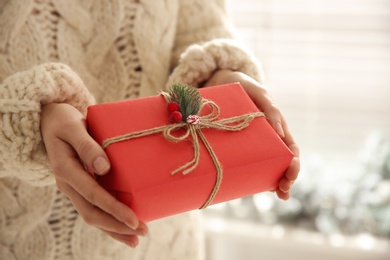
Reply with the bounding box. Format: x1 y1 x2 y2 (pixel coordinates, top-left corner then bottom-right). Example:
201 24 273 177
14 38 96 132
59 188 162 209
170 111 183 123
167 102 180 114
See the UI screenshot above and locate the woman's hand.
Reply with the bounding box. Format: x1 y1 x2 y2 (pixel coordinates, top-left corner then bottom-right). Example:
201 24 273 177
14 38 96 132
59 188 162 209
41 103 148 247
204 70 300 200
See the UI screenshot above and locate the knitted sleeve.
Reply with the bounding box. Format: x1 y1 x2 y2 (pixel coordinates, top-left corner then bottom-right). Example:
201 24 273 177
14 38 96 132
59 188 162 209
0 62 94 186
167 0 264 88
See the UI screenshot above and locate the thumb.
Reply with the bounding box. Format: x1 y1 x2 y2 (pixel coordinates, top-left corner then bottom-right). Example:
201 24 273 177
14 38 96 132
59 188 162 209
262 106 285 138
71 131 110 176
42 103 110 176
58 111 110 176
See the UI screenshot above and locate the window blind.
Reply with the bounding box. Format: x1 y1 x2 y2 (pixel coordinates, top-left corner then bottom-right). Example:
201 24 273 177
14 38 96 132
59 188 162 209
226 0 390 165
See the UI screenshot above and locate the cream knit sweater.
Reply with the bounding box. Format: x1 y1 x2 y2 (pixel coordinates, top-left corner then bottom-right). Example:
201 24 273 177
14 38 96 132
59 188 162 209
0 0 262 259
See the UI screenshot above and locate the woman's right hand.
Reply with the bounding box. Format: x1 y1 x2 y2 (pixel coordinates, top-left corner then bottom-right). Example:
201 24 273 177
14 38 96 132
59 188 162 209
41 103 148 248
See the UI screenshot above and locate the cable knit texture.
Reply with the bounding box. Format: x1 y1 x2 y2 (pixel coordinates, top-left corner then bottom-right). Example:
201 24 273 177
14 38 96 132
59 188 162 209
0 0 262 259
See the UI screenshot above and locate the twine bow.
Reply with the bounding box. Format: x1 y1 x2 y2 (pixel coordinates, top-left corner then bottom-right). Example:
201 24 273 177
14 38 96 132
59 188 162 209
102 91 264 209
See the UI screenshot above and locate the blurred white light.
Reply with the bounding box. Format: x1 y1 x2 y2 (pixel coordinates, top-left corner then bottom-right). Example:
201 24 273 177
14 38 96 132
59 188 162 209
376 180 390 201
329 233 346 247
206 218 228 233
271 225 285 239
207 202 228 212
253 194 274 212
356 233 376 251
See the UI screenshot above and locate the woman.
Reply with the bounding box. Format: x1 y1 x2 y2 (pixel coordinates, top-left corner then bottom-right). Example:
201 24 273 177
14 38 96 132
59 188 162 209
0 0 300 259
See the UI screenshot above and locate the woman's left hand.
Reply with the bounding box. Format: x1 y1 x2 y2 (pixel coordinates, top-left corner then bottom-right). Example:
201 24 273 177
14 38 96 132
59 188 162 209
204 69 300 200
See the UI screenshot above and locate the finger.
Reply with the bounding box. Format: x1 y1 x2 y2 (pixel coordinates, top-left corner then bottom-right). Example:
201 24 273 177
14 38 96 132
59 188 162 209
240 80 275 114
41 103 111 176
286 142 300 158
238 78 286 138
57 179 144 235
276 188 290 200
103 230 140 248
264 106 285 138
278 176 292 193
83 162 95 177
285 157 300 181
280 118 299 156
102 223 150 248
59 112 111 176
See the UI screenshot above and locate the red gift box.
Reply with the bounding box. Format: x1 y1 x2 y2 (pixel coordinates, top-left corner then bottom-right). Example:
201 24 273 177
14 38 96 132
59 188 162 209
87 83 293 222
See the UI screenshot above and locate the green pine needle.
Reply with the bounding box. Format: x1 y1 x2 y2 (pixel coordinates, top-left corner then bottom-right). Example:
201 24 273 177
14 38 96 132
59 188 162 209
169 84 201 120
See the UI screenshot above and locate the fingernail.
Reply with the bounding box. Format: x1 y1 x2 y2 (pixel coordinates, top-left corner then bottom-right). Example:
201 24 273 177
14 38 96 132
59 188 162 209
137 223 149 236
137 228 148 236
127 221 140 231
131 240 139 248
275 122 285 137
281 181 292 193
93 156 110 175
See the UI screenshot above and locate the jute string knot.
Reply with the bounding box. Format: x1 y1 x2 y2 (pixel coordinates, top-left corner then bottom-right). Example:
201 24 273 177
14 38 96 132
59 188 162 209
102 91 265 209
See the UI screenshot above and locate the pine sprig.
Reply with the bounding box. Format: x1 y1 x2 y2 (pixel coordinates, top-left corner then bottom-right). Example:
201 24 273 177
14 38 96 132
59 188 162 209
168 84 201 120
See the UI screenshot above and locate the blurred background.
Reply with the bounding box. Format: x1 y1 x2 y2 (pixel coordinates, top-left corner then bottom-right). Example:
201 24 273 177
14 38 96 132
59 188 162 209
202 0 390 259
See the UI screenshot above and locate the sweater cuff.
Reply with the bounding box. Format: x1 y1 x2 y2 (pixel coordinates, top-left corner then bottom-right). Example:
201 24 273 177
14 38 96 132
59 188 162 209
166 39 264 88
0 63 94 185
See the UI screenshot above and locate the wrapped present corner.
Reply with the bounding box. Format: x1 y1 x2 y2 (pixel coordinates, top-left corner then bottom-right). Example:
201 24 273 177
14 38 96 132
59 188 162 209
86 83 293 222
